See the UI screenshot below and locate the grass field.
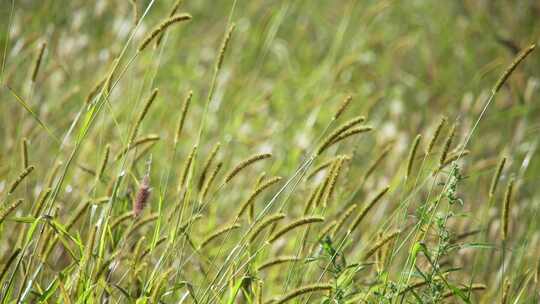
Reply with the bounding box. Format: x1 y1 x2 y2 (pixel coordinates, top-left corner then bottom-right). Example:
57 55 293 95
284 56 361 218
1 1 540 303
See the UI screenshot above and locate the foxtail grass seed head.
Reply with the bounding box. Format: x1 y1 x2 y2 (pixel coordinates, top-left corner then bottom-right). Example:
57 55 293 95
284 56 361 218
138 13 192 52
111 211 135 230
129 0 139 25
442 284 486 299
501 176 514 241
268 216 324 243
216 23 235 71
236 176 282 219
0 248 21 284
502 278 511 304
198 142 221 190
84 224 98 262
0 199 24 222
489 156 507 199
493 43 536 93
321 157 345 208
273 283 332 304
21 138 29 168
303 185 321 215
332 203 357 237
250 172 267 221
130 88 158 145
8 165 35 195
439 149 469 170
175 90 193 144
248 213 285 243
314 220 337 248
32 187 52 217
199 223 241 249
426 116 447 155
133 175 151 217
333 95 352 120
307 159 334 180
179 145 197 188
223 153 272 184
155 0 183 47
97 144 110 180
257 256 300 271
31 41 47 82
348 186 390 234
66 202 91 230
85 77 106 104
317 119 370 155
128 213 159 237
104 59 118 94
116 134 160 160
439 123 456 167
330 126 372 144
178 214 203 233
364 145 391 181
47 161 62 188
362 229 400 260
406 134 421 179
314 170 332 208
201 162 222 200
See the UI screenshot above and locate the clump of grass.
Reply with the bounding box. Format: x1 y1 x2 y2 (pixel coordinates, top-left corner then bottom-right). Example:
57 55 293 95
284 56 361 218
2 4 539 303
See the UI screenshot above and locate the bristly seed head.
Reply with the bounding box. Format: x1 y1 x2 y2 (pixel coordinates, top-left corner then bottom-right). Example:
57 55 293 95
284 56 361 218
133 175 151 217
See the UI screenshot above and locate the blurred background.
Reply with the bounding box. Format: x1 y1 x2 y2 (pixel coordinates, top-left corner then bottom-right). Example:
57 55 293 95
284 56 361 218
1 0 539 302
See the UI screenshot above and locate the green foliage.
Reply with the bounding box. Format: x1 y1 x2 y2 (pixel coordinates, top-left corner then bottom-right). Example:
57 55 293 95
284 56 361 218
0 1 539 303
